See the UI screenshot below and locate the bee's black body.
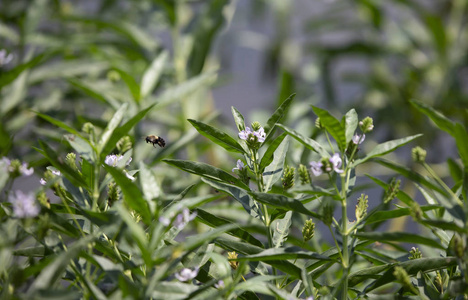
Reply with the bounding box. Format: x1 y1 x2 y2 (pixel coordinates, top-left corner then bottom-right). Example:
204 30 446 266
145 135 165 148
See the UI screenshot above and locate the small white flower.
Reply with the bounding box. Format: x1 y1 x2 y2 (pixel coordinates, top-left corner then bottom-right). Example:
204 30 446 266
9 190 40 218
124 170 136 181
352 133 365 145
329 153 344 174
309 161 323 176
51 170 61 176
214 280 225 289
174 208 197 230
175 267 199 282
253 127 266 143
40 178 47 185
232 159 245 172
159 216 171 226
105 154 119 166
0 49 13 66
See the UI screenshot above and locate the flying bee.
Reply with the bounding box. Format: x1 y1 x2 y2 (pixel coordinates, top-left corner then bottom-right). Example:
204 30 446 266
145 135 166 148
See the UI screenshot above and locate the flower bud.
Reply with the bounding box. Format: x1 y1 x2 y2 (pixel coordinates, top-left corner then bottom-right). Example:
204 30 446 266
82 122 95 135
107 182 120 207
411 146 426 163
408 247 422 260
393 266 417 294
36 191 50 209
410 202 423 222
302 219 315 242
116 136 132 154
107 70 121 82
359 117 374 133
227 251 239 270
451 234 464 259
298 164 311 184
251 121 261 131
282 165 295 190
65 153 78 172
383 178 400 204
322 204 334 226
355 194 368 221
315 117 323 129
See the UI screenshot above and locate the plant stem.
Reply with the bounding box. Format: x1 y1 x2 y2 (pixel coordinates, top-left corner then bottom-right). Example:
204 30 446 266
341 167 349 299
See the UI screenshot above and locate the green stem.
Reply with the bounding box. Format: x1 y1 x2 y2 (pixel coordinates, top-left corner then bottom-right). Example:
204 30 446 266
341 167 349 299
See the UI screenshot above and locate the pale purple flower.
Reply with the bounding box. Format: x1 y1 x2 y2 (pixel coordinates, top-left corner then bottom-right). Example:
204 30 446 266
214 280 225 289
174 208 197 230
0 49 13 66
9 190 40 218
329 153 344 173
40 178 47 185
352 133 365 145
159 216 171 226
253 127 266 142
105 154 119 166
51 170 61 176
310 161 323 176
238 127 253 140
1 157 11 166
232 159 245 172
175 267 199 282
238 127 266 143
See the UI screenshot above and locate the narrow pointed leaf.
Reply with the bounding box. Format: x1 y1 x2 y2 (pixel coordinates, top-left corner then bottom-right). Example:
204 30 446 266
351 134 423 167
98 103 128 152
188 119 244 153
264 93 295 137
354 232 445 250
271 211 292 248
231 106 246 132
259 133 287 171
141 51 168 99
312 106 346 151
112 68 140 103
409 99 454 135
343 108 358 145
250 192 322 220
276 124 329 157
263 136 289 192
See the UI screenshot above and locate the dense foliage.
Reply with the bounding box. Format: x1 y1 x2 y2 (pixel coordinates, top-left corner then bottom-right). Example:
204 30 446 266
1 1 468 299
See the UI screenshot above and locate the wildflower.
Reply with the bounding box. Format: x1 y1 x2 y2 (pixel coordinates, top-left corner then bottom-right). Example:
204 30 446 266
232 159 245 172
238 124 266 148
2 158 34 177
352 133 365 145
175 267 199 282
329 153 344 174
409 247 422 260
159 216 171 226
227 251 239 270
174 208 197 230
40 178 47 185
51 170 61 176
309 161 323 176
104 154 132 167
214 280 225 289
0 49 13 66
9 190 40 218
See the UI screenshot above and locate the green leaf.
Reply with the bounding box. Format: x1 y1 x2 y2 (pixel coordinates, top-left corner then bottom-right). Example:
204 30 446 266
409 100 454 135
231 106 245 132
26 235 95 296
259 133 287 171
343 108 358 145
351 134 423 167
250 192 322 220
103 165 151 224
68 78 119 109
139 162 161 205
35 112 90 144
201 178 260 219
141 51 168 99
276 124 329 157
163 159 249 190
263 136 289 192
271 211 292 248
0 52 49 90
188 119 244 153
354 232 445 250
364 257 457 292
196 208 264 248
98 103 128 153
36 140 88 189
264 93 295 139
454 123 468 168
112 68 141 103
312 106 346 151
420 219 467 234
215 237 303 279
99 104 155 161
348 264 395 287
64 134 96 163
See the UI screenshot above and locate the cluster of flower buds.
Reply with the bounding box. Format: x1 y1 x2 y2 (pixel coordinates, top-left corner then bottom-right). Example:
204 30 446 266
302 219 315 242
355 194 368 221
2 157 34 178
282 165 295 190
383 178 400 204
411 146 426 163
393 266 418 294
408 247 422 260
116 136 132 154
227 251 239 270
298 164 311 184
